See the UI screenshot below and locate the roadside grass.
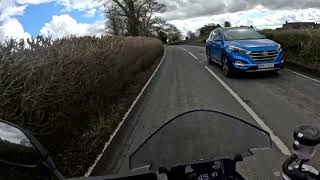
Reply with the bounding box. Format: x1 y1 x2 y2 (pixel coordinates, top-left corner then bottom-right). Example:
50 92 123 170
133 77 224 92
0 36 163 179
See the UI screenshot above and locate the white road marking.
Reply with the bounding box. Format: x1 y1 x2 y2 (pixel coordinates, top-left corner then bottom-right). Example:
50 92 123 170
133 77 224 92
187 51 200 60
285 69 320 83
85 48 168 176
204 66 291 156
177 47 201 63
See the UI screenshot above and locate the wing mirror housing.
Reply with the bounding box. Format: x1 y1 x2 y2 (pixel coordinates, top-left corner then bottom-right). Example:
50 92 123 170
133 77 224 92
0 119 64 179
214 39 224 46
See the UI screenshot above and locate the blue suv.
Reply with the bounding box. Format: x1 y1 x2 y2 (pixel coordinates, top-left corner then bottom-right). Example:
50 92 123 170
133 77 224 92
206 27 284 77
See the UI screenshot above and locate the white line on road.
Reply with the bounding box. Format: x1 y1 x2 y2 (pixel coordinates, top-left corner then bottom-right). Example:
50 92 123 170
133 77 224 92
285 69 320 83
177 47 201 62
85 48 167 177
204 66 291 156
187 51 199 60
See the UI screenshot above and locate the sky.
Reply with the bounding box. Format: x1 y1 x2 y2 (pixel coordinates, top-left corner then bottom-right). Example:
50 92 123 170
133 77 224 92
1 0 320 42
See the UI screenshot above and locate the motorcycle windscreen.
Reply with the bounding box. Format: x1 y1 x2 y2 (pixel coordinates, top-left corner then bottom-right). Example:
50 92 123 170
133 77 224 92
129 110 272 170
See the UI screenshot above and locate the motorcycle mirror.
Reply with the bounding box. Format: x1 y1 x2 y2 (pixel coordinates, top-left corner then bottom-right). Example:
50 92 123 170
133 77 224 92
0 120 41 167
0 120 65 179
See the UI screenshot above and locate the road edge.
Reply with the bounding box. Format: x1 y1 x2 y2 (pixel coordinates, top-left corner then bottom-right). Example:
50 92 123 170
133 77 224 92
84 47 167 177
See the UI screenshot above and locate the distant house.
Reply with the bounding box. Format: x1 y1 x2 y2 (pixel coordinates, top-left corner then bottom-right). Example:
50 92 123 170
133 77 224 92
282 21 320 30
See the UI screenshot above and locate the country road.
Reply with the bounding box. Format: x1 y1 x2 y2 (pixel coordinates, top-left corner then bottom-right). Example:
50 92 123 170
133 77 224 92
90 45 320 179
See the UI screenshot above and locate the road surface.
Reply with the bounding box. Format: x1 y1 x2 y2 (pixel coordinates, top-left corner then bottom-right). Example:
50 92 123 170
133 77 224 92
91 45 320 179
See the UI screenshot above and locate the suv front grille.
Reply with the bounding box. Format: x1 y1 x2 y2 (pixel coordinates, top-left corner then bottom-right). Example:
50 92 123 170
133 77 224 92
249 50 278 61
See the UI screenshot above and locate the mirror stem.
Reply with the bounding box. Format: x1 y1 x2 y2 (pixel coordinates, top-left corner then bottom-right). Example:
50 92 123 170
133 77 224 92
43 157 65 180
52 169 65 180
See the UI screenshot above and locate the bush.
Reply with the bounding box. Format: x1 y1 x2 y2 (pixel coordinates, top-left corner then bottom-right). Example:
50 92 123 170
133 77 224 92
0 36 163 178
262 29 320 73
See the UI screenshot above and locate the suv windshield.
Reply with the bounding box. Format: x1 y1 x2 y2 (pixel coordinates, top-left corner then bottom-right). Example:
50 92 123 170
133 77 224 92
224 28 266 41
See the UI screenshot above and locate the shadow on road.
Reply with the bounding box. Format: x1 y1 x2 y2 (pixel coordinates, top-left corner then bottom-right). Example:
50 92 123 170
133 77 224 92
208 63 281 80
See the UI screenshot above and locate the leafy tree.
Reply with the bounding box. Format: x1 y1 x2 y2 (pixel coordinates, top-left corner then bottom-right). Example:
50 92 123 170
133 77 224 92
224 21 231 27
187 31 196 39
198 23 221 36
156 23 182 42
157 31 168 43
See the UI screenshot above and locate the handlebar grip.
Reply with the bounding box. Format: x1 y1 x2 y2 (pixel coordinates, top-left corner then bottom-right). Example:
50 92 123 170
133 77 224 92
282 154 298 177
282 154 307 180
282 154 316 180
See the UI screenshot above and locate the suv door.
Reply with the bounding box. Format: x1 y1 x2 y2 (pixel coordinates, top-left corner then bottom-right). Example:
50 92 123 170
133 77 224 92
212 30 224 63
206 31 216 60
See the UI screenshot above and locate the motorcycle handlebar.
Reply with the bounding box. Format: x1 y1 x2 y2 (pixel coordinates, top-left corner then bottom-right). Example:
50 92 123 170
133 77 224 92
282 154 300 178
282 154 320 180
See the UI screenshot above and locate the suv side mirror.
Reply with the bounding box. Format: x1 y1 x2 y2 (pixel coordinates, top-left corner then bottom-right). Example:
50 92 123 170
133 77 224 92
0 120 64 179
214 39 223 46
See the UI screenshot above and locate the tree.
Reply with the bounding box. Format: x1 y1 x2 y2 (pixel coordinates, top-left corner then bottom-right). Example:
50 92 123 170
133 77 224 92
162 23 181 42
187 31 196 39
157 31 168 43
198 23 221 36
102 0 166 36
105 5 126 35
224 21 231 27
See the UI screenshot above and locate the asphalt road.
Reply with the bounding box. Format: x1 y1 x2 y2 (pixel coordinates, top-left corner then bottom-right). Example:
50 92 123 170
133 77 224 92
91 45 320 179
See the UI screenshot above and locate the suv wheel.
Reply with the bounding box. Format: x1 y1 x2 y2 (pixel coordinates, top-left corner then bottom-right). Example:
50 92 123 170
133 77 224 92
222 56 233 77
206 49 213 64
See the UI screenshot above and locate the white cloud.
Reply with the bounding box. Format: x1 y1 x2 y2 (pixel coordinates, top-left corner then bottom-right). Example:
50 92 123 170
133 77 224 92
162 0 320 20
40 14 105 39
6 0 103 17
169 8 320 35
0 0 27 22
0 18 31 42
17 0 54 4
0 0 30 42
58 0 103 17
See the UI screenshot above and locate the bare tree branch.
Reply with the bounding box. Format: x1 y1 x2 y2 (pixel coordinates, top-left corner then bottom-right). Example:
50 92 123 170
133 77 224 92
101 0 166 36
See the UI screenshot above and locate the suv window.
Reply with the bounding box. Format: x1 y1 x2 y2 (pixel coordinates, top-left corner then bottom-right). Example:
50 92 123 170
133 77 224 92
209 31 216 41
214 30 222 41
223 28 265 40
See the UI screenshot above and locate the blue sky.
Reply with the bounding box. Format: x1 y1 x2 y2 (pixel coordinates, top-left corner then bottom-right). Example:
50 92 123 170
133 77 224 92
0 0 106 41
16 2 104 36
17 2 61 36
1 0 320 41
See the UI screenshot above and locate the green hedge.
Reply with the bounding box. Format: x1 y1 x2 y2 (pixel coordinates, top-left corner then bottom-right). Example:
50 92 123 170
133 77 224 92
0 36 163 178
262 30 320 74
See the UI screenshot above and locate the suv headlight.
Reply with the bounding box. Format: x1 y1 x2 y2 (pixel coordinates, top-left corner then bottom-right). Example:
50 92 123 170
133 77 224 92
277 44 282 52
227 46 250 54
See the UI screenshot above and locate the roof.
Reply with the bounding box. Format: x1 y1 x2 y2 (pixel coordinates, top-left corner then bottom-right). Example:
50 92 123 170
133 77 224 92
221 27 253 31
284 22 315 25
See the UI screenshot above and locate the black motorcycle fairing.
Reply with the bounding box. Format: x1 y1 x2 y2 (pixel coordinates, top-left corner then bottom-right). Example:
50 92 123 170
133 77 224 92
67 171 158 180
129 110 272 170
